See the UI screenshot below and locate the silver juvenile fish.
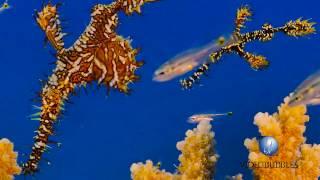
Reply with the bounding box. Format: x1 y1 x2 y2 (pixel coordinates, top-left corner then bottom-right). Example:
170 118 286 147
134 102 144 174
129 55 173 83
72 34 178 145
288 70 320 106
153 36 235 82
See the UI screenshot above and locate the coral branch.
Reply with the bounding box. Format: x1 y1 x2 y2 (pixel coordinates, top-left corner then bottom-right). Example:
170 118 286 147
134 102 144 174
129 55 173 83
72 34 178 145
176 120 218 179
130 160 177 180
244 96 320 179
0 138 21 179
181 7 315 89
130 120 218 180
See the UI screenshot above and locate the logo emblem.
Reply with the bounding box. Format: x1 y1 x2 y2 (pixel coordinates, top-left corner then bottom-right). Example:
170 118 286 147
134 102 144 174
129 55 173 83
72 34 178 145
259 136 278 156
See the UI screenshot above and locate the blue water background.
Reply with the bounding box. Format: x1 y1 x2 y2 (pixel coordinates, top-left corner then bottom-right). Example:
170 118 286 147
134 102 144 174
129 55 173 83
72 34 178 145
0 0 319 179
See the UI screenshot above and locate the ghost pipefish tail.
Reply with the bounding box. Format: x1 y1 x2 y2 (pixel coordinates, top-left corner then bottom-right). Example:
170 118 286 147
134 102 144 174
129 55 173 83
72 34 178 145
153 36 236 82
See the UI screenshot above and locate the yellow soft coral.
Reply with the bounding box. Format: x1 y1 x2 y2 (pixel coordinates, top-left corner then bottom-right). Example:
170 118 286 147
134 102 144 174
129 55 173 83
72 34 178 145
0 138 21 180
130 121 218 180
177 120 218 180
244 96 320 179
130 160 177 180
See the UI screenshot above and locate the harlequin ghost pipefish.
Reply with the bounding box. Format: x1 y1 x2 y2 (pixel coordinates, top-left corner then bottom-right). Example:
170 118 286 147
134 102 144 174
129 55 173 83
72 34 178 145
180 6 316 89
22 0 157 175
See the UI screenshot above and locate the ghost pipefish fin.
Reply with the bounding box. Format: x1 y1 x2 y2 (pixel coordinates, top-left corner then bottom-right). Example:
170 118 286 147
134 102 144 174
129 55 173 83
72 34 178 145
30 117 41 121
29 112 42 117
32 105 42 110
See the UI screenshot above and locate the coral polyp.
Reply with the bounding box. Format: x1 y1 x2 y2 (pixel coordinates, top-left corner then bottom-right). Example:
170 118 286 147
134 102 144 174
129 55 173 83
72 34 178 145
22 0 156 175
181 6 316 89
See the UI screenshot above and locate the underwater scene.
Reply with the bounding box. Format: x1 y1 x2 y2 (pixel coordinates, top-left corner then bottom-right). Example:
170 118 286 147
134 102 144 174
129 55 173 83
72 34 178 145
0 0 319 179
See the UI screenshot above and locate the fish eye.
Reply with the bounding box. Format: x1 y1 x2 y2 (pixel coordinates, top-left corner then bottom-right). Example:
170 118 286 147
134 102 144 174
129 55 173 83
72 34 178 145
158 71 165 75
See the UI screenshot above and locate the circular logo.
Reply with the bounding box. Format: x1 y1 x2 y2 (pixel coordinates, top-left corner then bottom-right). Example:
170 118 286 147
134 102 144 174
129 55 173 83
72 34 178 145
259 136 278 156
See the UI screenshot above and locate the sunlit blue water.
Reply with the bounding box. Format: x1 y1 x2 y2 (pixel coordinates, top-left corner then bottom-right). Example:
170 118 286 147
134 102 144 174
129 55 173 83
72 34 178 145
0 0 319 179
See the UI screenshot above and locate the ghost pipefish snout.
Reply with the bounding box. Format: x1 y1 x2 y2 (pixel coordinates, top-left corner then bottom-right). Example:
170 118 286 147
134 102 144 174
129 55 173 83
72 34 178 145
288 70 320 107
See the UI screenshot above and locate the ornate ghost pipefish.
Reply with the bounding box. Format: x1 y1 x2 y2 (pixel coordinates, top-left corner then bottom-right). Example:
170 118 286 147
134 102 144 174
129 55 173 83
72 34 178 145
22 0 157 175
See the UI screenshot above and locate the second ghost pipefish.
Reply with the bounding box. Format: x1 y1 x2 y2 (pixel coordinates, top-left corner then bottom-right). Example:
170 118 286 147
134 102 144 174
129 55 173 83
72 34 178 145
180 6 315 89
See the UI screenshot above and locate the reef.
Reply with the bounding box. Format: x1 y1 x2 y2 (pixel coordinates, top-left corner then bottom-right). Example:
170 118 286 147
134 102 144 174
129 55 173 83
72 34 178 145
244 96 320 179
0 138 21 179
131 96 320 179
22 0 156 175
130 120 218 180
181 6 316 89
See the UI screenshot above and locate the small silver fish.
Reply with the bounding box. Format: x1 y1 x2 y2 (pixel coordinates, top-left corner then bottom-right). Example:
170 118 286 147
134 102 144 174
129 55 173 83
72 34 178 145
153 36 235 82
288 70 320 106
188 112 232 123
